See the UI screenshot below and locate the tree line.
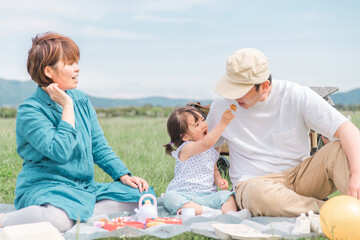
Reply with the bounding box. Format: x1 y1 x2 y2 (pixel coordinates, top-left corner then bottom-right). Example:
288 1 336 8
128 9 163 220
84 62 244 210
335 104 360 112
1 104 360 119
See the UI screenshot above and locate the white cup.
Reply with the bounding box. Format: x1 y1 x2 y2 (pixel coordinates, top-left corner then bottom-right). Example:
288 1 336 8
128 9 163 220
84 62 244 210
181 208 195 216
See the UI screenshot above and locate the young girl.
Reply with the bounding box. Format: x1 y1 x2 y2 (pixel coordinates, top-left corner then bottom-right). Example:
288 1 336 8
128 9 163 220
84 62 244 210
163 106 238 217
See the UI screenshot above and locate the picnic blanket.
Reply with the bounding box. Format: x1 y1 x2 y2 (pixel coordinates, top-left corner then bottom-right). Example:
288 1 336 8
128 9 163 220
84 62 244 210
0 198 325 239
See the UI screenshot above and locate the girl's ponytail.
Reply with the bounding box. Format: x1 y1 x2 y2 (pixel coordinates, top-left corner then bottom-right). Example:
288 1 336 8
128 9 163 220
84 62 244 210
164 106 202 157
163 142 175 156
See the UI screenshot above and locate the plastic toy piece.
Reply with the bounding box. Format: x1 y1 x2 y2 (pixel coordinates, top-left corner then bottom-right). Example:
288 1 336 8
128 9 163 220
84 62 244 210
94 217 144 231
145 217 182 228
103 221 144 231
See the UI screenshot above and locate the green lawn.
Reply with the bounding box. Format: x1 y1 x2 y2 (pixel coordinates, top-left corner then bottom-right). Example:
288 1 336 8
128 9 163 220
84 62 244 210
0 117 174 202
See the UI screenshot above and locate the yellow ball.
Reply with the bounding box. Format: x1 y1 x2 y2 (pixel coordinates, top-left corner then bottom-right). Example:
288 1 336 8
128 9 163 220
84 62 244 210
320 195 360 239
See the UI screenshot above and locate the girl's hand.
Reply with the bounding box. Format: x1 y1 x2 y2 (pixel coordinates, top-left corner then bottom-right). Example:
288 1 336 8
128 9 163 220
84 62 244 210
220 109 235 126
43 83 73 108
215 177 229 190
120 174 149 193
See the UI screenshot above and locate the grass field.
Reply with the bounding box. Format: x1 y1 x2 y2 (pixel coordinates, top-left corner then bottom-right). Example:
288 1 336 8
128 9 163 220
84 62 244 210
0 117 174 203
0 112 359 239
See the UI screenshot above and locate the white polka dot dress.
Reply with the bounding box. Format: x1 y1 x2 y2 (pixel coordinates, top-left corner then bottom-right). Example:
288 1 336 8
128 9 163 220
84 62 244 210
166 141 219 193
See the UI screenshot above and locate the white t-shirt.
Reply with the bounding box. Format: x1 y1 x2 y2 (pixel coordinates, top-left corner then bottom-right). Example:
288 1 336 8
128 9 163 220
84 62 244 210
206 80 348 186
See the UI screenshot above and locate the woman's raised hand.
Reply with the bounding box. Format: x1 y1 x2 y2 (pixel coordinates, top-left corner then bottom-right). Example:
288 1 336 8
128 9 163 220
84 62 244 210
43 83 73 108
120 174 149 193
43 83 75 128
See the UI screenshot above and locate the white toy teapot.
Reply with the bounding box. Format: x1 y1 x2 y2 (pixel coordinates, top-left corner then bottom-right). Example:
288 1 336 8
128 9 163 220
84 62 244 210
134 194 158 223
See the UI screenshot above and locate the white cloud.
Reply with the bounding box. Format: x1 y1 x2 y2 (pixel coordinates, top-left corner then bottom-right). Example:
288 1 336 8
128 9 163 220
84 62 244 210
0 0 103 21
0 16 156 41
0 17 67 33
1 0 212 17
133 15 193 23
98 0 212 12
135 0 211 12
75 26 156 40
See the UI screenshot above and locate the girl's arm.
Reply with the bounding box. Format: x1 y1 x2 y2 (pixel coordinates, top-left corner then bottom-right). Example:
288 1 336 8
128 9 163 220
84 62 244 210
180 109 234 161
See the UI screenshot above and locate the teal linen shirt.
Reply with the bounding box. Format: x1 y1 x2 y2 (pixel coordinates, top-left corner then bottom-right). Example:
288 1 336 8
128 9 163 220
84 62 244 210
15 87 154 221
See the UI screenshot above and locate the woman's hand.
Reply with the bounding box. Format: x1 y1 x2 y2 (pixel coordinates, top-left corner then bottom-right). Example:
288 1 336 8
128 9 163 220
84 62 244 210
43 83 75 128
215 177 229 190
120 174 149 193
43 83 73 108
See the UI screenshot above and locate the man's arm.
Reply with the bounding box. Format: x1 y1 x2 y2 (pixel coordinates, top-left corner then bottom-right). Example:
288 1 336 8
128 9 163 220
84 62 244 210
334 120 360 199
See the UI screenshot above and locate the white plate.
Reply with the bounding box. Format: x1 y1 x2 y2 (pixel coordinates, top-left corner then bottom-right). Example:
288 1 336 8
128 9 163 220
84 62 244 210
212 223 281 240
0 222 64 240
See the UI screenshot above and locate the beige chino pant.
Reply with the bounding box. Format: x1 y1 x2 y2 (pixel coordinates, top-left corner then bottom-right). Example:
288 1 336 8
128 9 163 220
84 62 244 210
235 141 350 217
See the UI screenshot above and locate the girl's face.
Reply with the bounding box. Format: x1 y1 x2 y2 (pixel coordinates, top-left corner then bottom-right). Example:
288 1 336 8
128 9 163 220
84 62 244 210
182 112 208 142
51 60 80 91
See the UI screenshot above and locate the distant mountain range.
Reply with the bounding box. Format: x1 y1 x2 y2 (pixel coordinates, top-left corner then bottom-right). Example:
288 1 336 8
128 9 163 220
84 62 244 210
331 88 360 105
0 78 212 108
0 78 359 108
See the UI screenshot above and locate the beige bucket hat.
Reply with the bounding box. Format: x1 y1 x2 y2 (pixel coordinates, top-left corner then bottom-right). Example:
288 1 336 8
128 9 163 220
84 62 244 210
215 48 270 99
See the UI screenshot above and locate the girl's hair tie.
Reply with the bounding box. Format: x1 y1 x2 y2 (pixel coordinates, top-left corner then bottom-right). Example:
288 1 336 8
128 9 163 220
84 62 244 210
169 142 173 145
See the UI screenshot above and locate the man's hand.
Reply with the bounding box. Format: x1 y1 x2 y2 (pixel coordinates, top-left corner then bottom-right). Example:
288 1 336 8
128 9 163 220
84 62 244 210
120 174 149 193
348 173 360 199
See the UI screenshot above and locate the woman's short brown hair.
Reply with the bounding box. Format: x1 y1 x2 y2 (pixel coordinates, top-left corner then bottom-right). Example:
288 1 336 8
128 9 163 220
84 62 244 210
26 32 80 87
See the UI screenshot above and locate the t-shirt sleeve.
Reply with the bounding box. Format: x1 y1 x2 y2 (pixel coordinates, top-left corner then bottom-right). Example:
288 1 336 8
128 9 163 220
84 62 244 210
298 86 348 141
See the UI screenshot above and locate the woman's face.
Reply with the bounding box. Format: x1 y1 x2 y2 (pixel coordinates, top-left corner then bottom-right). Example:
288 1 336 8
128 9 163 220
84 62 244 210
51 61 80 91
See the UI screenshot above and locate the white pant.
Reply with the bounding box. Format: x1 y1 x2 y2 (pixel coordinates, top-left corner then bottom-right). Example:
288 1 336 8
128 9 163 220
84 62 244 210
1 200 137 232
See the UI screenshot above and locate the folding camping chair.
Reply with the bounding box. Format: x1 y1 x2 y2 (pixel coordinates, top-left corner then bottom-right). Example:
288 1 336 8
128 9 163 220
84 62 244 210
309 86 339 155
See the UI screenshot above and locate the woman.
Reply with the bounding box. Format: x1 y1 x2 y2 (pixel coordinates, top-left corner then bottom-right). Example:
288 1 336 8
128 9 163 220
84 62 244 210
0 32 155 232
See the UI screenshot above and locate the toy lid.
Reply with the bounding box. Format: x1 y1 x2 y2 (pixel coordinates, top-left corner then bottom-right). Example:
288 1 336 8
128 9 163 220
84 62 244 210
104 221 144 231
139 194 157 208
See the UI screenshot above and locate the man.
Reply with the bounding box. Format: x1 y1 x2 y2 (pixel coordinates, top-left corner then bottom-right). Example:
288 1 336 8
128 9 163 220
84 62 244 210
207 48 360 217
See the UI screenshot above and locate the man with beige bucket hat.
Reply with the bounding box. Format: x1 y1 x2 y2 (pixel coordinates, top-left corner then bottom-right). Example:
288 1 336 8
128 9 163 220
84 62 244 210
207 48 360 217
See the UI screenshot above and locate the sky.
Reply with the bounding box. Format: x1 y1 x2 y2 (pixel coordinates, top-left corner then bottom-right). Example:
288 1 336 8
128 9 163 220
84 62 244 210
0 0 359 99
